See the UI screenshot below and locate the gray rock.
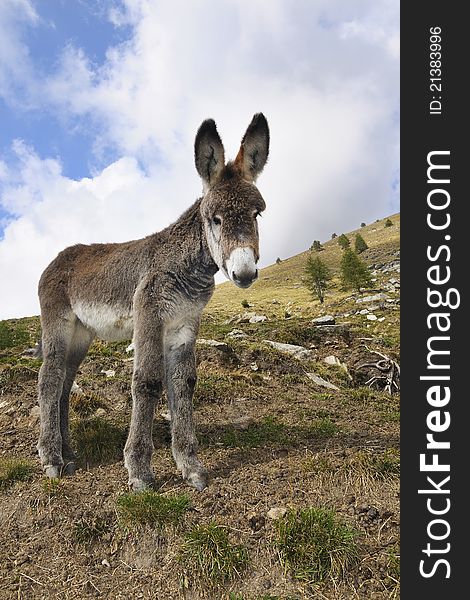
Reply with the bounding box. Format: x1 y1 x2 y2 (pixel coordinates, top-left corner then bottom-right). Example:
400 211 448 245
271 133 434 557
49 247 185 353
197 339 231 351
356 293 389 304
359 308 369 315
101 369 116 378
225 312 267 324
312 315 335 325
226 329 248 339
249 314 267 323
305 372 339 390
324 355 340 366
263 340 314 360
366 314 378 321
267 507 287 520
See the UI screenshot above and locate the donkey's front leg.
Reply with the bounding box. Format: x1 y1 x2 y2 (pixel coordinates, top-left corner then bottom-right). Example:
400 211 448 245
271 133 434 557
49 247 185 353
124 320 164 491
165 322 207 491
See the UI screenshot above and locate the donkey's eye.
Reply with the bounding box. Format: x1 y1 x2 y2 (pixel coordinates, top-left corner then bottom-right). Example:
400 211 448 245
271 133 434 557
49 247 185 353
212 216 222 226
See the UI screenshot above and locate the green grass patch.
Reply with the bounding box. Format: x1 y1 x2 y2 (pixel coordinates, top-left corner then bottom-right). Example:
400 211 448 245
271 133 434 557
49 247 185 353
274 507 359 585
222 416 287 448
0 317 40 351
41 477 66 497
71 416 127 465
385 542 400 593
344 387 400 423
70 390 108 417
116 490 190 529
347 449 400 480
0 458 36 490
180 522 249 586
307 417 338 438
73 515 111 544
201 415 338 450
194 373 250 404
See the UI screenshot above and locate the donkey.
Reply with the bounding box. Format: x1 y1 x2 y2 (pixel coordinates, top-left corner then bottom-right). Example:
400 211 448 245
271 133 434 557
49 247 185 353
37 114 269 491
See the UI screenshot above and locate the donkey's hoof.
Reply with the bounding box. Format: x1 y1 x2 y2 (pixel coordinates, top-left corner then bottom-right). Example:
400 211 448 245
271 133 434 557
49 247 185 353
128 475 156 492
187 471 207 491
62 461 76 476
44 465 62 479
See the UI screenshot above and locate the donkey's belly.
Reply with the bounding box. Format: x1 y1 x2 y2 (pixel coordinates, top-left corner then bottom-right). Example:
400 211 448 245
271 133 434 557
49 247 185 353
73 302 134 341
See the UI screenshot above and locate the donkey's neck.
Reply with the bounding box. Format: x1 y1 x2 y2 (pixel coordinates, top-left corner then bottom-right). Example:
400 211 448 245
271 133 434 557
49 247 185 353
147 199 218 300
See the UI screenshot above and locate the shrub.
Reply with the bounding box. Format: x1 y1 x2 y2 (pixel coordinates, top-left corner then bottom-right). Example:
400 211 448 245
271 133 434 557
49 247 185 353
361 222 366 228
385 218 393 227
241 299 250 308
354 233 368 254
340 249 372 291
331 233 337 239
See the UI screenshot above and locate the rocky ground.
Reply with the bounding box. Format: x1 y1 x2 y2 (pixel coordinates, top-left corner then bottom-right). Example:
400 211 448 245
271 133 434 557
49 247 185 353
0 215 400 599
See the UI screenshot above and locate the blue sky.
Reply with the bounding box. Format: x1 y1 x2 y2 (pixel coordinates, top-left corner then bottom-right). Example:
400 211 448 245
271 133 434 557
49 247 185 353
0 1 128 184
0 0 399 318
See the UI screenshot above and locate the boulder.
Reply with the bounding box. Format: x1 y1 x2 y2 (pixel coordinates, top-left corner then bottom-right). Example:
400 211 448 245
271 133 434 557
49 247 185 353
263 340 314 361
312 315 335 325
356 293 389 304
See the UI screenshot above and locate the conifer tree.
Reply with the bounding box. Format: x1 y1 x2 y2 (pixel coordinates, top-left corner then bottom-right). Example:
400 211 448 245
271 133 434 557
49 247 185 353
354 233 368 254
337 234 350 250
304 255 332 303
340 248 372 292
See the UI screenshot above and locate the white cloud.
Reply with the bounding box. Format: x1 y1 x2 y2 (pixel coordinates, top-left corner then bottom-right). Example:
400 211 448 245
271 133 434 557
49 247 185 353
0 0 399 319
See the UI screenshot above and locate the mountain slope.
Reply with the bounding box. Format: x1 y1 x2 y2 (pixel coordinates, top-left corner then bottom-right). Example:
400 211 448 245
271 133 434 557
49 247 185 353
0 213 400 599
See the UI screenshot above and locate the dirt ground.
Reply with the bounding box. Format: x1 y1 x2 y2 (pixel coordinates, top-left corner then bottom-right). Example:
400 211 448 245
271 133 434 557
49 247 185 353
0 221 400 599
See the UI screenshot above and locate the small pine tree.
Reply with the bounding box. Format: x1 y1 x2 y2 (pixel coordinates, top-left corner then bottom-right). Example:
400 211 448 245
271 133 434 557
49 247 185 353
276 257 282 264
331 233 337 239
311 240 323 252
354 233 368 254
361 222 366 228
340 249 372 292
337 234 350 250
304 255 332 304
385 218 393 227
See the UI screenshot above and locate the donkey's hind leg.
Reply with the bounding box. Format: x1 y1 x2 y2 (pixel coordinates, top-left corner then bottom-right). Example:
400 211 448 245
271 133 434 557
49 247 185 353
37 312 75 478
59 322 94 475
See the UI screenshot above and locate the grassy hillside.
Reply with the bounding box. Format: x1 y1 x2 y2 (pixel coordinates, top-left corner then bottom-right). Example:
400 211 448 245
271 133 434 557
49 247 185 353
207 213 399 315
0 214 400 599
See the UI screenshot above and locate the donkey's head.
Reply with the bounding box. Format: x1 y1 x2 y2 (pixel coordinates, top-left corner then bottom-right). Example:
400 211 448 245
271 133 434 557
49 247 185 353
195 113 269 288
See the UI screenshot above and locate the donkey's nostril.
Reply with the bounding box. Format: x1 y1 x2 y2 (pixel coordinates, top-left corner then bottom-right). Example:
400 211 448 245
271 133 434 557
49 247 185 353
232 269 257 288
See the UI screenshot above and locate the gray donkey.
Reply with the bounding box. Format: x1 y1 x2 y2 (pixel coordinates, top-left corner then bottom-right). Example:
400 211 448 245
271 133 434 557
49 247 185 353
37 114 269 491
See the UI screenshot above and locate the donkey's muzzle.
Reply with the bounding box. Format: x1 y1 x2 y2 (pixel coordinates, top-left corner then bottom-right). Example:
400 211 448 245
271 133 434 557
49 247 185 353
226 247 258 288
232 268 258 288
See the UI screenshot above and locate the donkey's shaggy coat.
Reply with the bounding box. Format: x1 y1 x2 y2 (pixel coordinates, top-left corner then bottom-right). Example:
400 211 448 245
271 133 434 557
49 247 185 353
37 114 269 490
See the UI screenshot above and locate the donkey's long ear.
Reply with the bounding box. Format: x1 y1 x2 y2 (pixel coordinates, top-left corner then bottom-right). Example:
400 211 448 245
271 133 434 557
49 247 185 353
234 113 270 182
195 119 225 190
